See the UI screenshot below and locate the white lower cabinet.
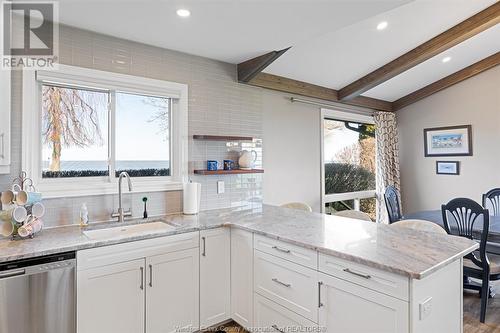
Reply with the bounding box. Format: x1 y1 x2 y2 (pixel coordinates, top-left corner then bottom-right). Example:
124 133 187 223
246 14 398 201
318 272 409 333
146 248 200 333
254 294 317 333
77 259 146 333
200 228 231 328
231 229 254 329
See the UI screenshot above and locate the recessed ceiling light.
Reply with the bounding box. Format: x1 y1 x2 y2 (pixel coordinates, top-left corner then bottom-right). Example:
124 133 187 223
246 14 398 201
442 56 451 63
376 21 388 31
176 9 190 17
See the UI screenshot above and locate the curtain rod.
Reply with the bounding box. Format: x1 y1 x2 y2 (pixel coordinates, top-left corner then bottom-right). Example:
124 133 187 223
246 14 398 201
289 97 375 116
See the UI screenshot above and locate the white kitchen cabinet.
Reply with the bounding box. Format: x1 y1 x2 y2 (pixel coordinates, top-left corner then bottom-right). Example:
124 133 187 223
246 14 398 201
0 69 11 174
200 227 231 328
230 229 253 329
77 259 146 333
318 272 409 333
146 248 200 333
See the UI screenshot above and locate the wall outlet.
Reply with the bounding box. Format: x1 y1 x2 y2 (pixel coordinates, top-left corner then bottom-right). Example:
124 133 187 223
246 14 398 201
419 297 432 320
217 181 225 194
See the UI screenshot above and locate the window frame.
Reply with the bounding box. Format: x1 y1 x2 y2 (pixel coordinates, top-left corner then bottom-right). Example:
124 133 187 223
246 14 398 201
23 64 188 198
320 108 376 214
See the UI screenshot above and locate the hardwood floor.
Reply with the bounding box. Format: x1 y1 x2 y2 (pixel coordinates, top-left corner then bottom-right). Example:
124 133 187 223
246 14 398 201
209 283 500 333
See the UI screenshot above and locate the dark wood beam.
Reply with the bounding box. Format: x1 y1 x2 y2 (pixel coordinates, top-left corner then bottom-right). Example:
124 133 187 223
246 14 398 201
393 52 500 110
248 73 393 112
237 47 291 83
338 2 500 100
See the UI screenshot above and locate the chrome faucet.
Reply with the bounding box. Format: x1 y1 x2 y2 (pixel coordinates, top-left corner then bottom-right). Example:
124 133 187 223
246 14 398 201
111 172 133 222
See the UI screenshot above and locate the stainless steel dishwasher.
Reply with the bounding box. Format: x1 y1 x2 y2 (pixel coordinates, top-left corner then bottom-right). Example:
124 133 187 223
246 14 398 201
0 251 76 333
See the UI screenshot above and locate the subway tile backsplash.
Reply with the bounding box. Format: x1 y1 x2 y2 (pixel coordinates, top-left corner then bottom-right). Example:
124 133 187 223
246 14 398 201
1 24 263 228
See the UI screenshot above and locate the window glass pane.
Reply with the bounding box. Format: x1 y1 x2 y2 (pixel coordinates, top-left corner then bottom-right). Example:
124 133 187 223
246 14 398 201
41 84 109 178
323 119 376 195
115 92 171 177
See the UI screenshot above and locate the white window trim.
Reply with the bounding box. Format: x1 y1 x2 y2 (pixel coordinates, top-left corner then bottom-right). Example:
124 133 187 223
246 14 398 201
22 64 188 198
320 108 376 213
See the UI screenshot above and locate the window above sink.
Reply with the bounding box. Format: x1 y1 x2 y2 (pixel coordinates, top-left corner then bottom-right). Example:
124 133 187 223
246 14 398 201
22 64 188 198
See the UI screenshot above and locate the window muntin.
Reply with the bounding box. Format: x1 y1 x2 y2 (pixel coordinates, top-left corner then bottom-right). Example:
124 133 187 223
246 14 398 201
115 92 171 177
41 84 109 178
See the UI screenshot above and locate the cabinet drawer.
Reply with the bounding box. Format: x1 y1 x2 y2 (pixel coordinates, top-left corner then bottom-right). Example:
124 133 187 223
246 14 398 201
78 231 199 271
254 234 318 269
319 253 409 301
254 294 317 333
254 250 318 322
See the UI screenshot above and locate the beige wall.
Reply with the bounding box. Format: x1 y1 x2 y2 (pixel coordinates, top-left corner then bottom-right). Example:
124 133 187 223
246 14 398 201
397 66 500 214
262 90 322 212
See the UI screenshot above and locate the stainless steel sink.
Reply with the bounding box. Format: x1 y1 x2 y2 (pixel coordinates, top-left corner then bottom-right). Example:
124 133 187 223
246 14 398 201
83 221 176 240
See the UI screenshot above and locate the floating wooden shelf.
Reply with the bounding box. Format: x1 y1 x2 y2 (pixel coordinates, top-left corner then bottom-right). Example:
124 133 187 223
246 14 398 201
193 135 254 141
193 169 264 175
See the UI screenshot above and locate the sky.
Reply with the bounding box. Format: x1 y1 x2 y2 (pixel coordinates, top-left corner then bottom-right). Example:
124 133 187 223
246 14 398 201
323 119 361 163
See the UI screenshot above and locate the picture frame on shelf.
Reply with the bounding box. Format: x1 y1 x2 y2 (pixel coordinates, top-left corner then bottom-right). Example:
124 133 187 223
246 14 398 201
436 161 460 175
424 125 472 157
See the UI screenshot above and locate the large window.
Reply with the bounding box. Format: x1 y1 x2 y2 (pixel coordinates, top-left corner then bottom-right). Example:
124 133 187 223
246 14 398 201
24 65 187 197
322 110 376 220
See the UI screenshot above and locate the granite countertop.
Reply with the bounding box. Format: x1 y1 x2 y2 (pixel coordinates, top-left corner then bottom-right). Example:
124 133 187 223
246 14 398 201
0 204 478 279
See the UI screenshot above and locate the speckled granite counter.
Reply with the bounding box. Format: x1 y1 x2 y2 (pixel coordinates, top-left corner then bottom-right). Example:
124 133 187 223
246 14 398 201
0 204 478 279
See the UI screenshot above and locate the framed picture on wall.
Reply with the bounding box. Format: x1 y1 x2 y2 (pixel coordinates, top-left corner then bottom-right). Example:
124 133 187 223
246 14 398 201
436 161 460 175
424 125 472 157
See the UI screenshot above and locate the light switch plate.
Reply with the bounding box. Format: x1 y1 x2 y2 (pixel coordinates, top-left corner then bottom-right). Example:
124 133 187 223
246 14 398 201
217 181 225 194
419 297 432 320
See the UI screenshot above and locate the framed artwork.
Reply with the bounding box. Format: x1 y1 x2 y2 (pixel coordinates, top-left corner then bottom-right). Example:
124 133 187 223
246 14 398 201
436 161 460 175
424 125 472 157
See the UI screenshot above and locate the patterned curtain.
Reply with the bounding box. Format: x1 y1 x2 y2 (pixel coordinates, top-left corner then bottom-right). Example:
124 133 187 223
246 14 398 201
374 112 401 224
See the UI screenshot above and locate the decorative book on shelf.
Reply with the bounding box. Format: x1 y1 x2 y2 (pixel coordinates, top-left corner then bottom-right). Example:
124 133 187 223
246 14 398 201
193 169 264 175
192 135 254 141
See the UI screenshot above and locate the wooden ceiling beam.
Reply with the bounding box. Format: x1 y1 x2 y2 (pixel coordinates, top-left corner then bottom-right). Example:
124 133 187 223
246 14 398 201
338 2 500 100
247 72 393 112
393 52 500 111
237 47 291 83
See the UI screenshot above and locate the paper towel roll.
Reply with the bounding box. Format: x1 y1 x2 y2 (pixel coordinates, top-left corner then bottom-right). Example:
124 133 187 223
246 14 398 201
183 182 201 215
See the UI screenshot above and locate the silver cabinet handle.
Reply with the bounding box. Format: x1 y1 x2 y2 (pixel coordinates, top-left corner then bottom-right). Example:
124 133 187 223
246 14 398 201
149 264 153 287
0 133 4 159
0 269 25 279
140 267 144 290
201 236 206 256
343 268 371 279
272 245 291 254
272 325 285 333
272 278 291 288
318 281 324 308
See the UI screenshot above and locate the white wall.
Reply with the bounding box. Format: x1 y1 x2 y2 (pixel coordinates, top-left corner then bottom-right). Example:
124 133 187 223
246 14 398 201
397 66 500 214
262 90 322 212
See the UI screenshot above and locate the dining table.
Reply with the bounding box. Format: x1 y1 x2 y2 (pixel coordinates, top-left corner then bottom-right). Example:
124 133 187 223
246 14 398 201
405 210 500 244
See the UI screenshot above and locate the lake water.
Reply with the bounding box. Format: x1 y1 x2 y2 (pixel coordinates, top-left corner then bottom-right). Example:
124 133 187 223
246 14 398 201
42 160 169 171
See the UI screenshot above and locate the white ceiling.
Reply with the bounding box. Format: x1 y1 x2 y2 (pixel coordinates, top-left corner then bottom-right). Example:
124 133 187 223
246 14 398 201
54 0 499 102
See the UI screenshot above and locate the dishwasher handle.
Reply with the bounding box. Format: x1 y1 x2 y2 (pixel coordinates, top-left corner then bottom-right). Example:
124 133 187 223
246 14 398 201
0 269 26 279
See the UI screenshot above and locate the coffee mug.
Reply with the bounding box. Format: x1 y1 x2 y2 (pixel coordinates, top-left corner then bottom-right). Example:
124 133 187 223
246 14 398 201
223 160 234 170
0 220 14 237
31 202 46 218
18 216 44 238
207 160 219 171
0 206 27 223
15 190 42 206
0 184 20 206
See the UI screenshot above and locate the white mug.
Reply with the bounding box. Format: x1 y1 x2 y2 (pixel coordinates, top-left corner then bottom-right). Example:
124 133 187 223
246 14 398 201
31 202 45 218
0 220 14 237
0 184 21 206
0 206 27 223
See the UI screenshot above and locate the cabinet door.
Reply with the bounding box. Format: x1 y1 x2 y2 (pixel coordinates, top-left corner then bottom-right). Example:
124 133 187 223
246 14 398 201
231 229 253 329
146 248 200 333
0 68 11 172
200 228 231 328
318 272 408 333
77 259 145 333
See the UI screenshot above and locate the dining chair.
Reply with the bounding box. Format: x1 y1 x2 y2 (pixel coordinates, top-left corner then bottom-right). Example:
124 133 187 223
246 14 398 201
391 219 447 234
280 202 313 212
333 210 372 222
483 188 500 216
441 197 500 323
384 185 403 224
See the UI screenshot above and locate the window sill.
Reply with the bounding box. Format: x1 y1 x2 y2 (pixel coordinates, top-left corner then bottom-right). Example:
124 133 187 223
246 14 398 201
39 179 183 199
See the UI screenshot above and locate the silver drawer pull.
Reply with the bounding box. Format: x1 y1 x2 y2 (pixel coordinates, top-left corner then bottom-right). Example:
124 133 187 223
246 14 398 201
272 277 291 288
272 246 291 254
343 268 371 279
272 325 285 333
0 269 25 279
